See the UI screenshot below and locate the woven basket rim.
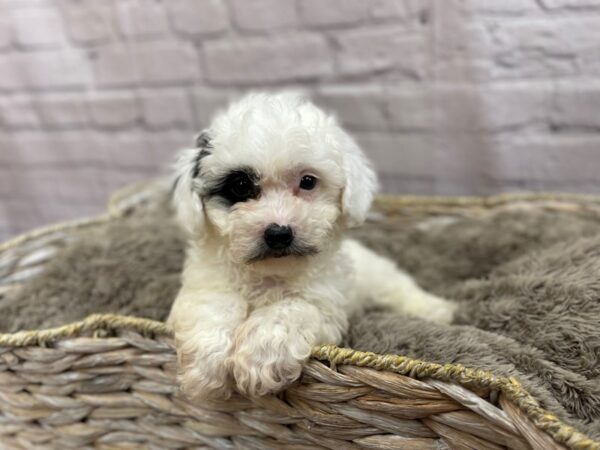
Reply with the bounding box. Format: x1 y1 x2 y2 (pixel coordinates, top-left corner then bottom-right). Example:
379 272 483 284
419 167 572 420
2 181 600 450
0 313 597 450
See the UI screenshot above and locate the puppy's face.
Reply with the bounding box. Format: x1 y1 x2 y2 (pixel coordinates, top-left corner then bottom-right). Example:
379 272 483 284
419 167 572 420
198 139 344 272
174 93 377 275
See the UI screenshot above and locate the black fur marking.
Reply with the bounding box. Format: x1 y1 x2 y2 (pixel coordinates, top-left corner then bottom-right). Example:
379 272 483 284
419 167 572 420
191 149 211 178
207 168 260 205
195 131 213 149
191 131 213 178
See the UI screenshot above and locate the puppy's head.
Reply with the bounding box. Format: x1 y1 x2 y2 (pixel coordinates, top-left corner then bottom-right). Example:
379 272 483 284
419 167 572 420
173 92 377 275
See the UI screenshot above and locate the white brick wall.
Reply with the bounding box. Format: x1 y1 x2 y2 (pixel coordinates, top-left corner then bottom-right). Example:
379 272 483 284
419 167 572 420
1 0 600 241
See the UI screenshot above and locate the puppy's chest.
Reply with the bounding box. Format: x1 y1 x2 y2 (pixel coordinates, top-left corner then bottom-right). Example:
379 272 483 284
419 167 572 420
242 279 300 309
239 268 351 311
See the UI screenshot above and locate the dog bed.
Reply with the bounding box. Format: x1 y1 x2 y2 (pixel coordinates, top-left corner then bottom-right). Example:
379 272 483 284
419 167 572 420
1 181 600 450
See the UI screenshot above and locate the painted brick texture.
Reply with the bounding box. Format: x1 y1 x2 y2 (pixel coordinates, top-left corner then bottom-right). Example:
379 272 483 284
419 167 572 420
1 0 600 241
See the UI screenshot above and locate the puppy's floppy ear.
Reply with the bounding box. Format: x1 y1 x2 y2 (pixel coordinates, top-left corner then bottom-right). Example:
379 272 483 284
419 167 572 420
340 132 378 227
172 131 212 234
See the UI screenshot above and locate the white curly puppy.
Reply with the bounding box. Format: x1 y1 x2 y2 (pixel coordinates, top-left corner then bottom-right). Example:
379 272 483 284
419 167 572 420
168 92 455 400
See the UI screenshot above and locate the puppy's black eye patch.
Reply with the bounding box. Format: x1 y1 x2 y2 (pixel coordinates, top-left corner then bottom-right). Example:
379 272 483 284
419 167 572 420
209 169 260 205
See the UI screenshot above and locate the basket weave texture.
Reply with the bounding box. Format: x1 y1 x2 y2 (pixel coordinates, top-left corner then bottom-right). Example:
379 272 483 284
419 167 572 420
1 181 599 450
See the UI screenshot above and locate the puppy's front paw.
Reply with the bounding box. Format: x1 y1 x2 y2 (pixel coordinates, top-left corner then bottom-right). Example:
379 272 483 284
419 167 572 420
229 325 310 397
230 350 305 397
178 361 233 401
175 338 233 401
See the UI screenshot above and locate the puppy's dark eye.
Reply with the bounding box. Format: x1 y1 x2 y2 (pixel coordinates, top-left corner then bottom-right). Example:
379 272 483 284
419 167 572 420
299 175 318 191
229 174 252 197
224 172 259 203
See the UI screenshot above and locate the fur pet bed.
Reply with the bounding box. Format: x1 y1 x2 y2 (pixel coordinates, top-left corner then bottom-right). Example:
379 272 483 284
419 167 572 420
1 182 600 449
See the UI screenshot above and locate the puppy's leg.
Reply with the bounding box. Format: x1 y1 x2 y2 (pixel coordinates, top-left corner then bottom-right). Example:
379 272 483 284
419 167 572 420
167 290 246 400
344 239 456 324
230 299 346 397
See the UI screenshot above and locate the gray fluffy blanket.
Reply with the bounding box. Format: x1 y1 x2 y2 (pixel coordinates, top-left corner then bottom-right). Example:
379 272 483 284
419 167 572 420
2 195 600 440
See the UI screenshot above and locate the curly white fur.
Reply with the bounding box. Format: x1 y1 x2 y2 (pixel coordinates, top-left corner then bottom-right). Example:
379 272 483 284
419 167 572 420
168 92 456 399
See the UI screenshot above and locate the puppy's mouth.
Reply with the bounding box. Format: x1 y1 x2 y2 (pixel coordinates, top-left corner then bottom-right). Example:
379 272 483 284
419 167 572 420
246 244 319 264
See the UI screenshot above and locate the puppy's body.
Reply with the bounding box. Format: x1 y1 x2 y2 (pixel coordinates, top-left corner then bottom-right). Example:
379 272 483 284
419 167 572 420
168 92 455 399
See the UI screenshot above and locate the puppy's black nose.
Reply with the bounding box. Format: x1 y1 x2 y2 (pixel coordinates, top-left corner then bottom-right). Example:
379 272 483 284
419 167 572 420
264 224 294 250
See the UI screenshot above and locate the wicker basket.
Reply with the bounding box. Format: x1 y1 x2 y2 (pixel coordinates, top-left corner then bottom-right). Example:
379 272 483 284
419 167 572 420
1 182 599 450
